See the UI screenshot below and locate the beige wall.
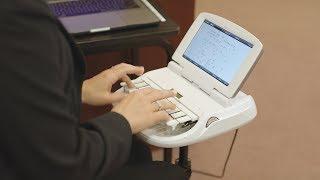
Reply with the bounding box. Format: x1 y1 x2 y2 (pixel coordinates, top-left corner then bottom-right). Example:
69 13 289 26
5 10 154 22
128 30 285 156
187 0 320 179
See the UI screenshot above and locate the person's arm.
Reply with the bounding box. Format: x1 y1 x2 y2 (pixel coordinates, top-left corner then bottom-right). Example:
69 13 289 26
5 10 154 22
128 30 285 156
0 1 132 179
0 1 177 179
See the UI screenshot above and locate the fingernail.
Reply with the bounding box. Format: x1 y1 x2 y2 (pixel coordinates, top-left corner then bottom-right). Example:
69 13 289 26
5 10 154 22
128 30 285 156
171 89 177 95
139 67 144 74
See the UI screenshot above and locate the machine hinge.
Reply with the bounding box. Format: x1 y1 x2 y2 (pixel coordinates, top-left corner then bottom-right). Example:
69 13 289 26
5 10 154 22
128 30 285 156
189 81 211 96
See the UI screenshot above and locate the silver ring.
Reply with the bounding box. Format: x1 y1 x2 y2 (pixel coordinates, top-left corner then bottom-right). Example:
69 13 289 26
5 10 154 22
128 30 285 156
155 101 163 111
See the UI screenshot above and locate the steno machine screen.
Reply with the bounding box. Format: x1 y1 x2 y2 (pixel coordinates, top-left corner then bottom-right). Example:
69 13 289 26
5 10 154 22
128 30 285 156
183 19 253 86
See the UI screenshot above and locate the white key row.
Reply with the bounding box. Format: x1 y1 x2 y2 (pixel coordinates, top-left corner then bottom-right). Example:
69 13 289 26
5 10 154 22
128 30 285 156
167 97 198 121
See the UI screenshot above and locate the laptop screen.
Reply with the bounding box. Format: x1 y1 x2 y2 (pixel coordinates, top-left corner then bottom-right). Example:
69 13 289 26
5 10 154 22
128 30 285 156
183 19 253 86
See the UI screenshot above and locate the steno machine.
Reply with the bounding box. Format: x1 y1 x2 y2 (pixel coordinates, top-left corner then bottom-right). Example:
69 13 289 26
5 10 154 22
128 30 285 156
118 12 263 178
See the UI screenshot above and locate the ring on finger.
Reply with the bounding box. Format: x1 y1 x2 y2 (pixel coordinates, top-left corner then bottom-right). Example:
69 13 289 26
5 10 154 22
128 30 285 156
155 101 163 111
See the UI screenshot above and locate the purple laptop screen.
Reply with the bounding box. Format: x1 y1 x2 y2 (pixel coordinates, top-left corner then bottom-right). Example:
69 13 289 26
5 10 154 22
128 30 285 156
48 0 139 17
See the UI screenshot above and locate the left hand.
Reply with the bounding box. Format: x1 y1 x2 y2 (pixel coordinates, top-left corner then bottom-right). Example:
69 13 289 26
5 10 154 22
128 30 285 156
82 63 144 106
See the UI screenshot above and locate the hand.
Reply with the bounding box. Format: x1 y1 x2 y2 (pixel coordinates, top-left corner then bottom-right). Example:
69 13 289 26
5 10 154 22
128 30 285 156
82 63 144 106
112 88 176 134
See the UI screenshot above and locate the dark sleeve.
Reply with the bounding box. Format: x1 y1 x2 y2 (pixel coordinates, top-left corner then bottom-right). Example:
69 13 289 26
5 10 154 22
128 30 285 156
0 1 132 179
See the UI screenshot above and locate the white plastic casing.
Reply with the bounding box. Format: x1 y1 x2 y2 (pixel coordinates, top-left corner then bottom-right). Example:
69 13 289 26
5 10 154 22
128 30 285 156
138 90 256 148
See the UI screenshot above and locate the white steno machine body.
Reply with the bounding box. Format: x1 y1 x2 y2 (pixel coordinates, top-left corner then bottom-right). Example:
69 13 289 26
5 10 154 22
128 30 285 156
118 13 263 148
136 63 257 148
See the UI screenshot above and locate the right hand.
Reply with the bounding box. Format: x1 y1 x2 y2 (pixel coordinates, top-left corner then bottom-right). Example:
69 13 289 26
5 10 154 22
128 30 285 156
112 88 176 134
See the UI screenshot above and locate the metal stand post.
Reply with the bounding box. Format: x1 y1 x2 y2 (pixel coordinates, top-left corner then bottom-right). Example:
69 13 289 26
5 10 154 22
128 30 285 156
176 146 192 179
164 148 172 163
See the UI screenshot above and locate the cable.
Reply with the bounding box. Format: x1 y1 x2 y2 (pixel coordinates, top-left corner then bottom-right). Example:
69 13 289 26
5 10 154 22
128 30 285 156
192 129 239 179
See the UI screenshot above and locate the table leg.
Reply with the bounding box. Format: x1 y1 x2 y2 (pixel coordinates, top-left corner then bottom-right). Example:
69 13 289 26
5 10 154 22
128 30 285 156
163 148 172 163
159 39 175 64
130 48 140 65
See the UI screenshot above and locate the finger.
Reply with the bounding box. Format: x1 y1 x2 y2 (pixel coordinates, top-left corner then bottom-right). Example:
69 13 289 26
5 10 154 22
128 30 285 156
110 63 127 70
111 63 131 70
108 92 127 102
136 87 154 95
147 89 176 102
113 64 144 77
151 100 176 112
152 111 171 123
121 75 135 88
109 65 144 85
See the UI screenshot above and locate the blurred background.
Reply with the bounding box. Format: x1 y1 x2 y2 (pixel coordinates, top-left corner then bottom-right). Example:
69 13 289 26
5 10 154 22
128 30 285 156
82 0 320 179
